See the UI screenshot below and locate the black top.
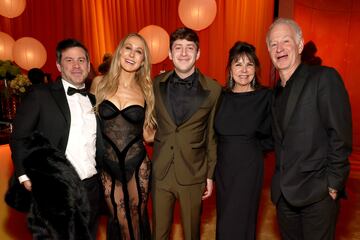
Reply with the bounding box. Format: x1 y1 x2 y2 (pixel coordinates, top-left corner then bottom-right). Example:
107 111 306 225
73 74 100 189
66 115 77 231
167 70 199 126
274 64 303 131
215 88 272 147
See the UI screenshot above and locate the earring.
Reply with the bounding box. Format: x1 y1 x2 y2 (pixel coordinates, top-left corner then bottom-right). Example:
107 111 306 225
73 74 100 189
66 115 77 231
251 78 255 88
229 72 233 89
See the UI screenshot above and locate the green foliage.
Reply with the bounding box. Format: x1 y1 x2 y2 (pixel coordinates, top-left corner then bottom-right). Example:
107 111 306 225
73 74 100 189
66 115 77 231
10 74 32 95
0 60 21 80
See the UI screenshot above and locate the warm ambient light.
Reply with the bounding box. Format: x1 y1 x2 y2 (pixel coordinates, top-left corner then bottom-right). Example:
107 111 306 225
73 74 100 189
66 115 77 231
0 0 26 18
0 32 15 60
12 37 47 70
178 0 217 31
139 25 170 64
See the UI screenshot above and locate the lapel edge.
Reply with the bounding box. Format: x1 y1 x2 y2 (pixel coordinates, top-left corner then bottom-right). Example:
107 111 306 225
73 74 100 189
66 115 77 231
282 65 309 132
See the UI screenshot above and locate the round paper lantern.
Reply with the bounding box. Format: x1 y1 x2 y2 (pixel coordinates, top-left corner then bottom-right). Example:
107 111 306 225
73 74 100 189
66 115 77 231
0 32 15 60
139 25 169 64
178 0 217 31
0 0 26 18
13 37 47 70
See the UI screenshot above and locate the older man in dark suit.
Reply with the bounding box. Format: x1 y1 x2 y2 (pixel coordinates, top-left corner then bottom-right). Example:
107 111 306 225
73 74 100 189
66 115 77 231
152 27 221 240
267 18 352 239
10 39 103 239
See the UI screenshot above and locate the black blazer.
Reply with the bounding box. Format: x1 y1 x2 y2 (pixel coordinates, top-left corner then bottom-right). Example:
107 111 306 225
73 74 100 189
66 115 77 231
271 64 352 207
10 79 104 178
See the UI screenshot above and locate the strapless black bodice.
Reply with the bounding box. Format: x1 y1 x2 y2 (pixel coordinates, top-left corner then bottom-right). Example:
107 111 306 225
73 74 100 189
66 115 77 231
99 100 145 124
99 100 146 181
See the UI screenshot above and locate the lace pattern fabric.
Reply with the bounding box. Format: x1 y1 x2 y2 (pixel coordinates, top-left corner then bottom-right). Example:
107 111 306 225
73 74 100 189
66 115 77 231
99 100 151 240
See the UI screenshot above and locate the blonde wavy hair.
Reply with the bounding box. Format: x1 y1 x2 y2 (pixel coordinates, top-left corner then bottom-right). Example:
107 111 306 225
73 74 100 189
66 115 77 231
95 33 156 129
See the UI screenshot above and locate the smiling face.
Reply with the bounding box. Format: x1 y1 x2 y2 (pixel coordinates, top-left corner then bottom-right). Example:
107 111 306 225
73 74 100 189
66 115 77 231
231 55 255 91
169 39 200 79
56 47 90 87
119 36 145 73
267 23 303 80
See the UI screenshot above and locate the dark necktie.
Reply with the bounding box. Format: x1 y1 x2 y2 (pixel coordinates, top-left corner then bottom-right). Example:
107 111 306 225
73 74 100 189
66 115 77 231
67 87 87 96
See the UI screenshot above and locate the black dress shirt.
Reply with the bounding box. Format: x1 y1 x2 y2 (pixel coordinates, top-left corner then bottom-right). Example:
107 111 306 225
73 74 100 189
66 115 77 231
167 71 199 126
274 64 303 131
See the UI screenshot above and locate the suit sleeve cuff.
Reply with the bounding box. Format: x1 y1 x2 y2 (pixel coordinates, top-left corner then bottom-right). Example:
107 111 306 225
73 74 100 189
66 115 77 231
18 174 30 184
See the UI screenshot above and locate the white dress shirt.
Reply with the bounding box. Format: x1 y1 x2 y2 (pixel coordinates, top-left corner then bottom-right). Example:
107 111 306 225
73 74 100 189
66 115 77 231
62 80 97 180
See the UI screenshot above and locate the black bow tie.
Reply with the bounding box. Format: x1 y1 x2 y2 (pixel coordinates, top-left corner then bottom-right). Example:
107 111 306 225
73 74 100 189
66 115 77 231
173 78 193 89
67 87 87 96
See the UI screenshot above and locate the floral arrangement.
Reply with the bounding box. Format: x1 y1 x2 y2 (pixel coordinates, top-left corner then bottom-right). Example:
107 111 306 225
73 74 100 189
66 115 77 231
9 74 32 95
0 60 21 80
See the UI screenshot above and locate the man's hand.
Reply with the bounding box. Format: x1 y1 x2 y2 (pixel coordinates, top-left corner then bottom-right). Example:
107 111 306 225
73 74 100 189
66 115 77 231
202 178 213 200
22 180 32 191
328 187 337 200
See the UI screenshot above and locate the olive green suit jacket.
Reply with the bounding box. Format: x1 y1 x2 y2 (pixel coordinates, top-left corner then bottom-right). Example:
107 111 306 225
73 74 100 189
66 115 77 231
152 70 221 185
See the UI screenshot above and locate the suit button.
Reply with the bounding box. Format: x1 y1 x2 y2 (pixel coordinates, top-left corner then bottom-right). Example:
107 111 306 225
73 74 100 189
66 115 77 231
170 146 174 150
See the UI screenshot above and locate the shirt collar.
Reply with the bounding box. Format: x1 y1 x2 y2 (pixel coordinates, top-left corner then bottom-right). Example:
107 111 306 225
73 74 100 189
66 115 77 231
62 79 86 92
286 63 303 87
276 63 303 89
173 70 197 83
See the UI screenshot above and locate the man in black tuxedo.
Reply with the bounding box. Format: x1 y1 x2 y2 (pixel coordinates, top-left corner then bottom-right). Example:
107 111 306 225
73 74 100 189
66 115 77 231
10 39 103 239
266 18 352 239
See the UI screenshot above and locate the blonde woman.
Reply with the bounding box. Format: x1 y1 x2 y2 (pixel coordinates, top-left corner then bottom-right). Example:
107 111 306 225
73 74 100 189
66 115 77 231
91 33 156 240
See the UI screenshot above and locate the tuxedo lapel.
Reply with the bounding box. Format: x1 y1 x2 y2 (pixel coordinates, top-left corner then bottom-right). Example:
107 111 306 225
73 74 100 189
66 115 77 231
88 93 104 167
271 92 283 140
283 65 309 132
158 71 177 125
180 72 209 125
88 93 96 106
45 79 71 152
49 80 71 127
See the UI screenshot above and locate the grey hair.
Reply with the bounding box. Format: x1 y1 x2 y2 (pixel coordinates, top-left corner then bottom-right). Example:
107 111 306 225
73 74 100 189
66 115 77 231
266 18 303 47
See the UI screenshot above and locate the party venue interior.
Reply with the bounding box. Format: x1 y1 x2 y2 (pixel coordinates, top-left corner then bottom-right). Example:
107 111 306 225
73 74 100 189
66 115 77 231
0 0 359 239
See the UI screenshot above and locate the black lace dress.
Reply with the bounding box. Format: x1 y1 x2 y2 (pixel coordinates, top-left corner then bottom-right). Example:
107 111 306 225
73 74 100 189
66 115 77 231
99 100 151 240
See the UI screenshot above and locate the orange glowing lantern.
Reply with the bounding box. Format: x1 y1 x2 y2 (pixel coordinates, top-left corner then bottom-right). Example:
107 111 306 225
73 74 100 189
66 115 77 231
178 0 217 31
0 32 15 60
139 25 169 64
13 37 47 70
0 0 26 18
